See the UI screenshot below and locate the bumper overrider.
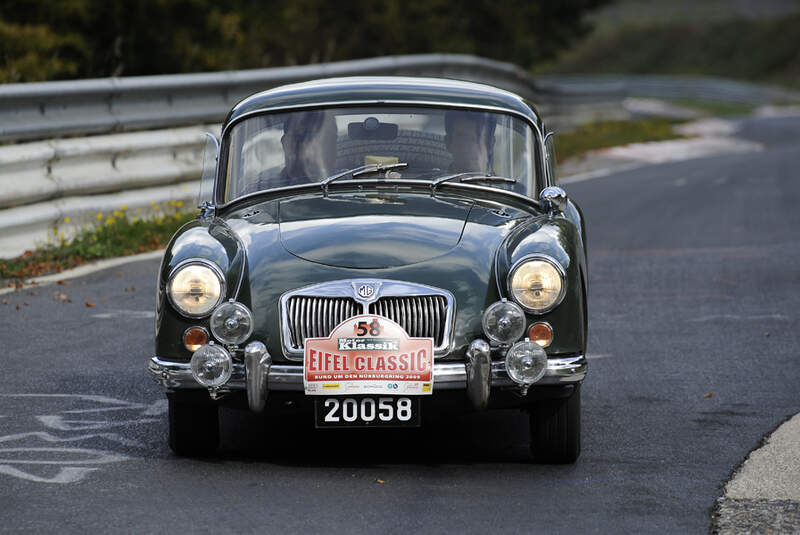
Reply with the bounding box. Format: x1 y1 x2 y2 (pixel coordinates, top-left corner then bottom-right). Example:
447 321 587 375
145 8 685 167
148 340 587 412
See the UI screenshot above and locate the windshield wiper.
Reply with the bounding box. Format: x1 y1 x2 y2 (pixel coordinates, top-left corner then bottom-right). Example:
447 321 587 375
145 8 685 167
431 172 517 192
321 162 408 194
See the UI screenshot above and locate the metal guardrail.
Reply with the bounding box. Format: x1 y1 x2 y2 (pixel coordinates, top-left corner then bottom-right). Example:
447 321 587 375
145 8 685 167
536 74 800 105
4 55 798 143
0 54 550 142
2 54 799 258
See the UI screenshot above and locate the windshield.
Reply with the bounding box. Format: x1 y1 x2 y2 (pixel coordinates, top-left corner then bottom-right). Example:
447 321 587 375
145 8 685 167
223 105 538 202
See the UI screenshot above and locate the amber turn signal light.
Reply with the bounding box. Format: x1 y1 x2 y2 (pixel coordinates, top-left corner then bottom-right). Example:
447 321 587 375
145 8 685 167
528 322 553 348
183 326 209 352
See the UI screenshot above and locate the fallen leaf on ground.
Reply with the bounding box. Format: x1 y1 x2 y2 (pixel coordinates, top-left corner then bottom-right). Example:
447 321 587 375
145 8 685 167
1 298 9 305
764 332 771 337
85 302 96 308
375 478 385 484
103 297 108 302
57 280 71 286
704 393 713 398
23 301 30 306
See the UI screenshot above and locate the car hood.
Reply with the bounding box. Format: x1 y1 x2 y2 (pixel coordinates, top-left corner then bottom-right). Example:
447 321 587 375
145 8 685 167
277 193 473 269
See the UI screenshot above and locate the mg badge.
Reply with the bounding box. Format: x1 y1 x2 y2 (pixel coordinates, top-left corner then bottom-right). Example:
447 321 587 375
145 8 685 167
357 284 375 299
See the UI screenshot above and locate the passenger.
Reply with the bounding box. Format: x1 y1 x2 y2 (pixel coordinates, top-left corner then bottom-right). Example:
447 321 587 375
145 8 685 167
279 110 338 186
444 110 496 174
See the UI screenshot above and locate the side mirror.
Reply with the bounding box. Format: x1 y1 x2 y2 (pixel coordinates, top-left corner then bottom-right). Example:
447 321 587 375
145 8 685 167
198 133 220 217
539 186 568 215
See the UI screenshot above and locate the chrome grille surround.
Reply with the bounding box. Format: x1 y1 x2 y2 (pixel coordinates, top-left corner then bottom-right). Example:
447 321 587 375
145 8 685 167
279 279 455 361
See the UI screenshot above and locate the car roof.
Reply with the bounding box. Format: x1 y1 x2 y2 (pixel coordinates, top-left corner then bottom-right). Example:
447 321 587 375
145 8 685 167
224 76 542 130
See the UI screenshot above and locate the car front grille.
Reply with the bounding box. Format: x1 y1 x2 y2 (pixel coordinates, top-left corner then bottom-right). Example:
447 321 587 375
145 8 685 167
282 281 454 357
286 296 360 349
369 295 448 346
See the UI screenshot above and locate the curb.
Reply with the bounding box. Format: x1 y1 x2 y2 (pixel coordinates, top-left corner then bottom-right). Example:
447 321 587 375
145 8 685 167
0 249 164 296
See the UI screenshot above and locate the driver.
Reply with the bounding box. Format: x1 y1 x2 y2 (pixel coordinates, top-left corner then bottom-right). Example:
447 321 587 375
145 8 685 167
279 110 338 186
444 110 496 174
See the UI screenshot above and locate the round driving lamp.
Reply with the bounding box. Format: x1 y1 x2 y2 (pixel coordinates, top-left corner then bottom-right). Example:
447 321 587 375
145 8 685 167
508 256 565 314
482 299 526 345
167 261 224 318
210 301 254 345
190 342 233 388
505 339 548 386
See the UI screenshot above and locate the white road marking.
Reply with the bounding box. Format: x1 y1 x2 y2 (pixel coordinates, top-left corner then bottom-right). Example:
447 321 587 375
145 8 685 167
594 136 762 164
37 415 158 431
142 399 168 417
0 394 162 484
560 121 762 185
0 465 98 484
0 448 129 465
0 432 144 448
688 314 790 322
90 309 155 319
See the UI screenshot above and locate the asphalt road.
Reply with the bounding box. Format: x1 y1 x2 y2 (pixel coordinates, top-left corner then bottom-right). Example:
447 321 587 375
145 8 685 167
2 115 799 534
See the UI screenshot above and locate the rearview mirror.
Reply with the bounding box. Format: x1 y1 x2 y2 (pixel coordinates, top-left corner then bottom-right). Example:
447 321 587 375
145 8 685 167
348 117 398 140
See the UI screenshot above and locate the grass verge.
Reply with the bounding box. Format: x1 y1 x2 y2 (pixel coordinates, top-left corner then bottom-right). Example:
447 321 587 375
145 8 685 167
555 118 686 162
664 98 756 118
0 203 194 282
541 13 800 90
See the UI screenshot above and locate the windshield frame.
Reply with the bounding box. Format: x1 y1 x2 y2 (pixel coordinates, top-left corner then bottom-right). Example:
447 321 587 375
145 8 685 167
216 100 547 208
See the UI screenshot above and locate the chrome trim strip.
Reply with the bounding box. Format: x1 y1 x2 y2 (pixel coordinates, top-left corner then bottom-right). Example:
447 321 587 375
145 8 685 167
149 354 586 391
278 279 456 361
222 100 543 147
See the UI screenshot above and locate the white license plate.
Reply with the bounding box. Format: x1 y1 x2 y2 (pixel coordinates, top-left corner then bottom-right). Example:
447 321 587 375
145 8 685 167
314 396 421 428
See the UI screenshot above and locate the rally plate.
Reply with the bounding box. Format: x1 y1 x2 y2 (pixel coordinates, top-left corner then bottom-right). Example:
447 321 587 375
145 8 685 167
314 396 421 428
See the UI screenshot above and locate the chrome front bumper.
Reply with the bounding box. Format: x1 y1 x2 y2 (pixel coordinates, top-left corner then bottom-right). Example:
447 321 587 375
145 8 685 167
149 353 587 392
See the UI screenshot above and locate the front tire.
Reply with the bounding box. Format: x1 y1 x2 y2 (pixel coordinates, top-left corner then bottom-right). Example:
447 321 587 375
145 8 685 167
168 395 219 457
528 384 581 464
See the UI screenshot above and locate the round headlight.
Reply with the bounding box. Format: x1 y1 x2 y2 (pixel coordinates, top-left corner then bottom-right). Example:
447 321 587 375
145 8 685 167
508 256 565 313
505 339 548 386
482 299 526 345
167 261 224 318
210 301 254 345
190 342 232 388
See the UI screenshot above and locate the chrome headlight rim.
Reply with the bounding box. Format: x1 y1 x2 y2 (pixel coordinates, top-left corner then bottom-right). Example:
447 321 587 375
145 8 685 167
506 254 567 315
167 259 226 319
190 342 233 388
210 300 255 345
481 298 527 345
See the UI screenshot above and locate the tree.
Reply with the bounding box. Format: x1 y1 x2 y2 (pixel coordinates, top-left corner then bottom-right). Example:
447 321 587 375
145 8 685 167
0 0 607 82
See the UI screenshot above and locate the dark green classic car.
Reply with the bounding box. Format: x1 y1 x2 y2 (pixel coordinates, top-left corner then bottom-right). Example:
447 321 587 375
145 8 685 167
149 77 588 462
